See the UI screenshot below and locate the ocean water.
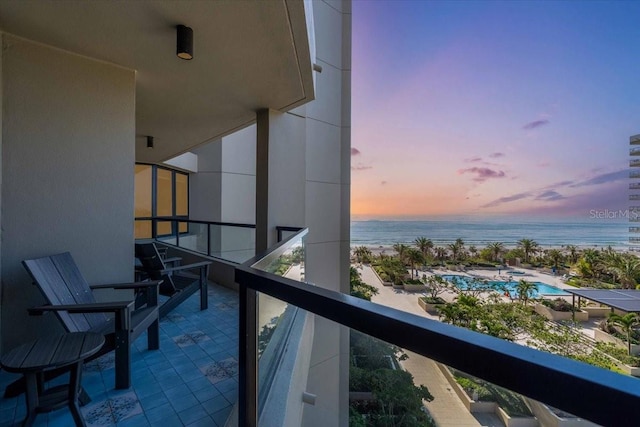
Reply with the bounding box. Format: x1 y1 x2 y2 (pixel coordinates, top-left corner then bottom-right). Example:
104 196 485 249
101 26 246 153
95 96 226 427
350 218 630 249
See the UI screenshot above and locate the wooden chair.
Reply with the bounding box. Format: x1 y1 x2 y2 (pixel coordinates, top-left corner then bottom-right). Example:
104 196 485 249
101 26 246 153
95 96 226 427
134 243 211 317
22 252 161 390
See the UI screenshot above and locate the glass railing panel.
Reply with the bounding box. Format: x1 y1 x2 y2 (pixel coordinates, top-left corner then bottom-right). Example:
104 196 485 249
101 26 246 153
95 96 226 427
209 224 256 264
175 222 207 253
236 244 640 426
347 327 605 427
238 228 309 424
253 290 608 427
257 294 299 416
255 292 310 425
250 229 306 279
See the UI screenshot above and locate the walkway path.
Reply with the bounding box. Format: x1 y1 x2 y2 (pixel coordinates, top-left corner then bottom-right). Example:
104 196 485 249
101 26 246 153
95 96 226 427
358 265 483 427
402 351 482 427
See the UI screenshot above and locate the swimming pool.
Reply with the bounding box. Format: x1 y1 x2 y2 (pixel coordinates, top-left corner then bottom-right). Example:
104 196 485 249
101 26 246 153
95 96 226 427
440 275 569 298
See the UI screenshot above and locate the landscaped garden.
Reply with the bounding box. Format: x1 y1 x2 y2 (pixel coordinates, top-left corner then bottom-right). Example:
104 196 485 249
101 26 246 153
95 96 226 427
452 371 533 418
349 330 435 427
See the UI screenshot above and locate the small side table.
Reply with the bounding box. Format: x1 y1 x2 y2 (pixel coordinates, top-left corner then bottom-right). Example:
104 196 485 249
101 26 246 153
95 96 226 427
1 332 104 427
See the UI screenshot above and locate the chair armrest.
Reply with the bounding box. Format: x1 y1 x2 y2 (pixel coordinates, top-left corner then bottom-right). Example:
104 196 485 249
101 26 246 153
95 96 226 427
162 261 211 274
28 300 134 315
163 257 182 265
90 280 162 290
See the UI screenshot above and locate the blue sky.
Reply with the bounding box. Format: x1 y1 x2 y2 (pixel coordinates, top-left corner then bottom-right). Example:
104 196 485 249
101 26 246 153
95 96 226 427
350 0 640 220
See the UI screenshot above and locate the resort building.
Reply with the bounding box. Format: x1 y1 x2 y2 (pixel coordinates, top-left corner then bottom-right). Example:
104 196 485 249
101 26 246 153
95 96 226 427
0 1 635 426
630 133 640 248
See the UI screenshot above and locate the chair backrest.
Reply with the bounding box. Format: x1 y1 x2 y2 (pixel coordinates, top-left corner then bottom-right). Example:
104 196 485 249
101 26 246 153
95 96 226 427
134 243 165 279
135 242 179 295
23 252 109 333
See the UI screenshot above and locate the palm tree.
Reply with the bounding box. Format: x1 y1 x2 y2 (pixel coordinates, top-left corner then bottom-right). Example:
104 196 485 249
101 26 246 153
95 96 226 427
565 245 579 264
406 248 424 279
448 238 465 262
515 279 538 306
352 246 372 264
607 313 640 355
578 248 601 279
546 249 563 271
604 255 640 289
517 238 539 264
486 242 505 262
438 303 461 326
414 237 433 260
468 245 478 258
434 247 448 265
393 243 409 266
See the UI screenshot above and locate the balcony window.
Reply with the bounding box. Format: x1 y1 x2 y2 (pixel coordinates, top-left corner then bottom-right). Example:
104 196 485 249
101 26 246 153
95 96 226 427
134 163 189 238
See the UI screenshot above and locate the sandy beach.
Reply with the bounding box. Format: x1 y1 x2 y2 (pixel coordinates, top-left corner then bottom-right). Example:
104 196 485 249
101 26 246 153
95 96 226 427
352 243 629 258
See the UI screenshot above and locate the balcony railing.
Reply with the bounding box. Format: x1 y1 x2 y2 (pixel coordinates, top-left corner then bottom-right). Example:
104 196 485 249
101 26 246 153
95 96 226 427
135 217 256 263
135 217 303 264
236 229 640 426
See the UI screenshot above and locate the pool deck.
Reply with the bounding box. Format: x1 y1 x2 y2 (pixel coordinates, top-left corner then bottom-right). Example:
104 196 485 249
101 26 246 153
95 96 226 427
359 263 605 426
427 266 576 299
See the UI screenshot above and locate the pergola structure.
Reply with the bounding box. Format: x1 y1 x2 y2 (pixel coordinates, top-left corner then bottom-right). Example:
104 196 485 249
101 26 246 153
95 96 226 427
565 288 640 314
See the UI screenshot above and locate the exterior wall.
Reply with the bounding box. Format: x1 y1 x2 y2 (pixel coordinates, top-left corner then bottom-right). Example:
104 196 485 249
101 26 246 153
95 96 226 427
190 126 256 262
301 1 351 425
256 109 307 251
221 125 256 226
0 35 136 348
187 1 351 422
190 125 256 226
190 141 223 222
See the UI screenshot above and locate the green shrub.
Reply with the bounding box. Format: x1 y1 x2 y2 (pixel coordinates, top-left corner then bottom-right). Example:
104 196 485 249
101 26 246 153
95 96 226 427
454 372 532 416
455 376 491 401
420 296 445 305
595 342 640 366
541 298 575 312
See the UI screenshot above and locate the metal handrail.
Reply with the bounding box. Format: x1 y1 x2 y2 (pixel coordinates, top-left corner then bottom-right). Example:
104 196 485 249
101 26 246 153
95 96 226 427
236 238 640 426
135 216 255 229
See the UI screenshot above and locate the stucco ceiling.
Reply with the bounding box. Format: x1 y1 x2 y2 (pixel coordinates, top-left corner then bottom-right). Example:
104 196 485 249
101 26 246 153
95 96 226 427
0 0 313 163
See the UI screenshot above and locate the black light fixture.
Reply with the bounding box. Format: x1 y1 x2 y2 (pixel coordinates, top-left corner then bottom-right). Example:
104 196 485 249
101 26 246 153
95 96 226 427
146 136 154 149
176 25 193 60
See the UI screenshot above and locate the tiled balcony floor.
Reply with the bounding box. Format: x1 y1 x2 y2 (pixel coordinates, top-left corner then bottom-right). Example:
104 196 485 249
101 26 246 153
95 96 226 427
0 284 239 427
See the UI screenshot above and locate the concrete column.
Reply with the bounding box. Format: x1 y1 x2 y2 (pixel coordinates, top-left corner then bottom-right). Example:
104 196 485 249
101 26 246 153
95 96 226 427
256 109 270 253
255 109 306 253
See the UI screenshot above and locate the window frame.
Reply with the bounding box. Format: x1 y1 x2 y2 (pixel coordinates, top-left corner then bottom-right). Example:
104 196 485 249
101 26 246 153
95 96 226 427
135 163 190 238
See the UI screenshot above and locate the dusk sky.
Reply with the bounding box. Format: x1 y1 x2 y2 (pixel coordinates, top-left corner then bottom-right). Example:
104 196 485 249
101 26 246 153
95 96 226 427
350 1 640 221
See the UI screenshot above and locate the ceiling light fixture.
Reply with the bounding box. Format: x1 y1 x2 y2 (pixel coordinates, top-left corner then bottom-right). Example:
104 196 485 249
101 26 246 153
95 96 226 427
176 25 194 60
